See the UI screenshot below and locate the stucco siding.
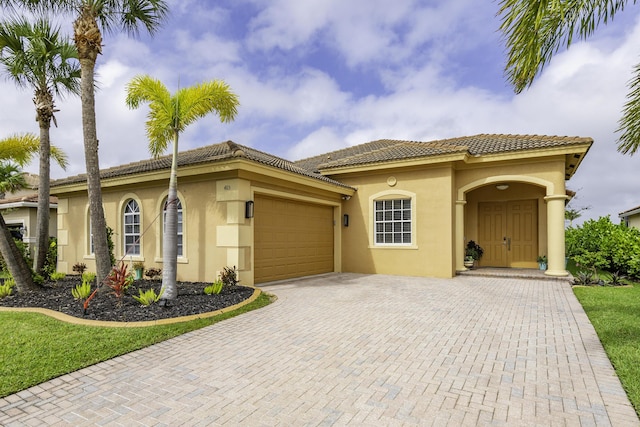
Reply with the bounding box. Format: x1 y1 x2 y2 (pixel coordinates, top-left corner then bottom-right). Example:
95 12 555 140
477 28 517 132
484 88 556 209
337 165 456 278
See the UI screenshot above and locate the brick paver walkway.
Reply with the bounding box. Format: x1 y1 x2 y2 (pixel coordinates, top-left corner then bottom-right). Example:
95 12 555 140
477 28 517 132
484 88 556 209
1 274 638 426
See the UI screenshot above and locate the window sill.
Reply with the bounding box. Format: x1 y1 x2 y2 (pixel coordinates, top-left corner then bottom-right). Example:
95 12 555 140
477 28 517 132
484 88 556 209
368 245 418 250
154 257 189 264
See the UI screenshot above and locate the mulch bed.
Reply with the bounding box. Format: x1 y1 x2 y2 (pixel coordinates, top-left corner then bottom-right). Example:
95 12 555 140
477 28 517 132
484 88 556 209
0 276 255 323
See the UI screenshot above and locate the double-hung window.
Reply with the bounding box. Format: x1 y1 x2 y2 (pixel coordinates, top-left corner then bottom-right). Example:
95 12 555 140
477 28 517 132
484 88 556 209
374 198 411 245
123 199 141 255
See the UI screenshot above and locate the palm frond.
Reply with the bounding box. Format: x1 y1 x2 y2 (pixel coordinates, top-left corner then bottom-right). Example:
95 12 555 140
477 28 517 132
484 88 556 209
617 62 640 154
50 145 69 170
499 0 632 93
0 133 39 166
97 0 168 36
0 162 27 194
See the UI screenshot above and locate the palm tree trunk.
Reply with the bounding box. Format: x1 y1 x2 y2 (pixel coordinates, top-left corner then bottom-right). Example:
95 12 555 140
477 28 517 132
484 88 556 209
0 212 37 292
34 110 51 275
75 9 111 283
160 132 179 301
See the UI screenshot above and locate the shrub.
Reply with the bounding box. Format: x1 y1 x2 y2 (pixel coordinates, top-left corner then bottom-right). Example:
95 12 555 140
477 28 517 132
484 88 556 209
220 266 239 287
71 281 92 300
144 268 161 279
204 280 224 295
81 271 96 285
0 278 15 298
105 263 133 300
132 288 164 306
573 270 599 286
605 271 626 287
42 237 57 279
0 238 32 274
465 240 484 260
566 216 640 278
72 262 87 275
132 261 145 271
106 226 116 267
50 272 66 281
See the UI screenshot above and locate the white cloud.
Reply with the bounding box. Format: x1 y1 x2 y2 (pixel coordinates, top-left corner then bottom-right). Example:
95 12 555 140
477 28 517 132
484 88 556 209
287 127 344 160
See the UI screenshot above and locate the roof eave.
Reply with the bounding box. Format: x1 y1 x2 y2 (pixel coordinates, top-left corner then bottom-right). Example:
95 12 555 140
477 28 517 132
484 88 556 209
318 152 469 175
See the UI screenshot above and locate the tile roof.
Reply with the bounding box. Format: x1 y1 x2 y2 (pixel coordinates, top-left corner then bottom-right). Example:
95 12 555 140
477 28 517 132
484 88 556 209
51 141 353 189
51 134 592 189
294 134 593 172
0 194 57 206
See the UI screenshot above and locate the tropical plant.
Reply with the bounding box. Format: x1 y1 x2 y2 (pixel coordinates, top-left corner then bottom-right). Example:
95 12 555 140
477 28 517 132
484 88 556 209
71 280 91 300
0 277 15 298
573 270 601 286
125 75 239 301
81 271 96 284
132 287 163 306
144 267 161 279
0 16 78 276
2 0 169 283
220 265 239 287
42 237 58 279
105 262 132 300
49 271 65 281
498 0 640 154
72 262 87 275
204 280 223 295
465 240 484 261
605 270 626 287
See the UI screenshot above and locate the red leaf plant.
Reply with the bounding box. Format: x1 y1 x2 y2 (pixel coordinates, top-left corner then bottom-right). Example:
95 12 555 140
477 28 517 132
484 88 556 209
106 262 133 300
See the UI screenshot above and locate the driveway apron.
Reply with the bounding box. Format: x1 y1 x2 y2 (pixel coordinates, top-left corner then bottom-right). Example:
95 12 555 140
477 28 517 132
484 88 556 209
1 274 638 426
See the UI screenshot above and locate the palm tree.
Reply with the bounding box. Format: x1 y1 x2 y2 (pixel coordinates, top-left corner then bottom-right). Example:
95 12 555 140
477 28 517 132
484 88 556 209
125 75 239 300
0 16 80 276
1 0 169 282
498 0 640 153
0 133 68 292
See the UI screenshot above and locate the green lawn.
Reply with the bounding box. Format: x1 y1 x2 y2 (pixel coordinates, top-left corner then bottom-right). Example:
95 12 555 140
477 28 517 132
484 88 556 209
0 293 272 397
572 279 640 416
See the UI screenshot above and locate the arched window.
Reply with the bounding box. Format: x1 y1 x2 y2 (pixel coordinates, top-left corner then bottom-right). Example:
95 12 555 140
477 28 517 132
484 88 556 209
163 197 183 257
123 199 141 255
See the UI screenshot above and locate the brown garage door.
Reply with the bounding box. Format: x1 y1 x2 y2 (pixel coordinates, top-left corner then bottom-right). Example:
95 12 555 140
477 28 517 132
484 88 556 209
254 195 334 284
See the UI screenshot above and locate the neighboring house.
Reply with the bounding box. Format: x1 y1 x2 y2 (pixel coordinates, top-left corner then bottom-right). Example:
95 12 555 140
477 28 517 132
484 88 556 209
619 205 640 228
51 134 591 285
0 173 58 255
0 195 58 249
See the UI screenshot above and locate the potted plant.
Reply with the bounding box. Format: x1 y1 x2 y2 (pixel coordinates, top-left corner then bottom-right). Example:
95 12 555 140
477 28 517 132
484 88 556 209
537 255 548 270
465 240 484 268
132 261 145 280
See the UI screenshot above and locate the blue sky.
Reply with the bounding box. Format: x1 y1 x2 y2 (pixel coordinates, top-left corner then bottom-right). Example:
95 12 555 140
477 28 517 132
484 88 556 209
2 0 640 223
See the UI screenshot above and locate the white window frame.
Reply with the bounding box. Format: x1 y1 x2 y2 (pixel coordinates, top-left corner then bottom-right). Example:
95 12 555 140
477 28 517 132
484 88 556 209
123 199 141 256
369 190 417 249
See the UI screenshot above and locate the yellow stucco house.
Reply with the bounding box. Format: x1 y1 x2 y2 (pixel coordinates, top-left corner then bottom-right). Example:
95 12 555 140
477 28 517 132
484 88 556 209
619 205 640 228
51 134 592 285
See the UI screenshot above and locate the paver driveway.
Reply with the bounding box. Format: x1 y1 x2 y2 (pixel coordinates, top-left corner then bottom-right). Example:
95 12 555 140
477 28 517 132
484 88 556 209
1 273 638 426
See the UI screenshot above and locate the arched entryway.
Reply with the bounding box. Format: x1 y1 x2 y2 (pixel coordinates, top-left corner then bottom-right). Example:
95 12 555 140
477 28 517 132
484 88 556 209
456 175 568 276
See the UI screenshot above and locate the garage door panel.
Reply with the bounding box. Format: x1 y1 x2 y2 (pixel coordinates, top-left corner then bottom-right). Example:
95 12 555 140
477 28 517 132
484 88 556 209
254 195 334 284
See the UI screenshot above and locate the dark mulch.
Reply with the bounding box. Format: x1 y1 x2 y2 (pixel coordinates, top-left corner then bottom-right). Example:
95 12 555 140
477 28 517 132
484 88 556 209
0 276 255 323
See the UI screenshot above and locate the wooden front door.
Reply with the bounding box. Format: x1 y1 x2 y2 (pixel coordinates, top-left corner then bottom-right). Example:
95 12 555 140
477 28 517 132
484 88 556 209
478 200 538 268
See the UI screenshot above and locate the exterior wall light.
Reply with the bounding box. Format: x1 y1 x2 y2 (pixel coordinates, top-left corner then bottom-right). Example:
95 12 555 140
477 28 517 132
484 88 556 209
245 200 254 218
343 214 349 227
